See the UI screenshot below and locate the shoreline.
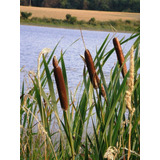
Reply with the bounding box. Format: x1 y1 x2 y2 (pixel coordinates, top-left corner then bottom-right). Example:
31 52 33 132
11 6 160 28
20 21 137 33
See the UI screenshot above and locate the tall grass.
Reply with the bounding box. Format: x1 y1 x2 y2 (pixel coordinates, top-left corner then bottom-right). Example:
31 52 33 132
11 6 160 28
20 29 140 160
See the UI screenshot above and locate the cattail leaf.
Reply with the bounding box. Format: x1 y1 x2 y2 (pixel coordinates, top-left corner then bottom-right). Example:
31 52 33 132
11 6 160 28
42 55 57 110
93 91 101 123
135 57 140 75
92 118 103 159
40 38 62 79
62 38 80 57
131 114 140 135
47 38 63 65
87 134 99 160
121 33 139 46
112 99 126 146
62 111 75 158
74 91 88 153
96 53 109 100
31 77 43 121
40 88 52 137
92 118 99 151
134 42 139 63
85 103 94 130
83 66 89 92
102 48 115 66
100 71 129 150
32 77 49 129
32 77 51 137
72 88 88 138
108 64 118 95
108 116 114 146
84 135 88 160
20 81 24 104
133 36 140 50
94 34 110 62
60 119 70 145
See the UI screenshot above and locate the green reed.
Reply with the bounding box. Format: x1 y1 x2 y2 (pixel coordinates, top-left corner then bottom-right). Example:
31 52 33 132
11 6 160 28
20 29 140 160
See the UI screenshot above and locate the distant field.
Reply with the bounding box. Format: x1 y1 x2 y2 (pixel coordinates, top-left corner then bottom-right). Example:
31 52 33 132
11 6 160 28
20 6 140 22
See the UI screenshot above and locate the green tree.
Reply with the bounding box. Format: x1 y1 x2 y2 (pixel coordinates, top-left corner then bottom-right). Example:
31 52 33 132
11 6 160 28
88 17 96 24
60 0 68 8
20 0 140 13
82 0 88 9
69 16 77 24
32 0 43 6
21 12 32 19
66 14 71 21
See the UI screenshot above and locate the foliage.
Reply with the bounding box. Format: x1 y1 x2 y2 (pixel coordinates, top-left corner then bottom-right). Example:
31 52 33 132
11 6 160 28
65 14 77 24
21 0 140 13
88 17 96 25
20 29 140 160
21 12 32 19
21 15 140 32
69 16 77 24
66 14 71 21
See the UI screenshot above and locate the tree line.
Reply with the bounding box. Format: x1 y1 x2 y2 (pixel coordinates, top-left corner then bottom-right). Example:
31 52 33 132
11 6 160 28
20 0 140 13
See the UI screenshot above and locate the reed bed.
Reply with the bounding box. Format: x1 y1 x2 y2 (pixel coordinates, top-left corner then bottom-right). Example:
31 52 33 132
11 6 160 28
20 28 140 160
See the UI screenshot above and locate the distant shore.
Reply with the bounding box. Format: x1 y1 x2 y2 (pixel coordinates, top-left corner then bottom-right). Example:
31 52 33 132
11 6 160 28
20 21 138 33
20 6 140 32
20 6 140 21
20 17 140 33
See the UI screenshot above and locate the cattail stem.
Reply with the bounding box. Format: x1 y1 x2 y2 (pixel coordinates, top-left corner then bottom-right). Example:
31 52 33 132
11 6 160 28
64 111 75 160
113 37 127 78
95 88 105 124
53 56 68 111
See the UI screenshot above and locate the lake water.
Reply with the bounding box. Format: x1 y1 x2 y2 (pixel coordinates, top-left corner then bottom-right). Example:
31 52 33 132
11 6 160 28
20 25 136 134
20 25 135 92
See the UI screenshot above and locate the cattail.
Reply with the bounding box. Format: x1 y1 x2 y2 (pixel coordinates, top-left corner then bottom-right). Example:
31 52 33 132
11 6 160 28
113 37 127 78
84 49 106 98
53 56 68 111
84 49 99 89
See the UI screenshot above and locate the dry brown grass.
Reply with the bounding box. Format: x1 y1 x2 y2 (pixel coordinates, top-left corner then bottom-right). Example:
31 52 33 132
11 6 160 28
20 6 140 21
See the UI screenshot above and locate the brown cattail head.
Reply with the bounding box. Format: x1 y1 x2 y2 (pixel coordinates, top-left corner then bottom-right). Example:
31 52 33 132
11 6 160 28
84 49 99 89
52 56 68 111
113 37 127 78
84 49 106 98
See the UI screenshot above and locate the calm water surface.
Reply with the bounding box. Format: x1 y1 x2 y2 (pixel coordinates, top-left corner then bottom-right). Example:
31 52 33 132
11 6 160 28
20 25 135 92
